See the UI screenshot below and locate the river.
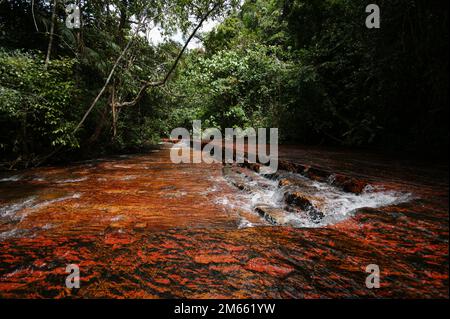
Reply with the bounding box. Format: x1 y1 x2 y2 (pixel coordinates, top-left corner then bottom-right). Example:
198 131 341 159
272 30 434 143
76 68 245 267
0 143 448 298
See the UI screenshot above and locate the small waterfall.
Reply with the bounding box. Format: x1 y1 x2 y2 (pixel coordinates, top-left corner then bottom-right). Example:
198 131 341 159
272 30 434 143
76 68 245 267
218 166 412 228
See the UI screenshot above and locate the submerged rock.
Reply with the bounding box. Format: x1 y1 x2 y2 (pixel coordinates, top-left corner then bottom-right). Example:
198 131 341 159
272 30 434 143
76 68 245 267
284 192 324 222
331 174 368 194
255 205 291 225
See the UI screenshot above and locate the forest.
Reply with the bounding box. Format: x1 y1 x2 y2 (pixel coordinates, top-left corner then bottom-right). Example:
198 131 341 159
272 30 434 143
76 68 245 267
0 0 449 301
0 0 448 168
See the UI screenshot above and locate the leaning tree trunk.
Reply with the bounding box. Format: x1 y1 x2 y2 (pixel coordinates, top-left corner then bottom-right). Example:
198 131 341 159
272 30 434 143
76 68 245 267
31 0 39 32
111 84 118 138
45 0 57 69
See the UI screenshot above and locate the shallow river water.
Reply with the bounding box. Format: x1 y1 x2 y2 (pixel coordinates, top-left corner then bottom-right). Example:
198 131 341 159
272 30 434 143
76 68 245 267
0 144 448 298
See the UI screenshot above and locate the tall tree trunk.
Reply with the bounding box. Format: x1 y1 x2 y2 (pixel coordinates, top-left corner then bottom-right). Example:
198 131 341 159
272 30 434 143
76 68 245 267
76 0 84 54
87 103 110 144
118 0 128 44
111 85 118 138
31 0 39 32
45 0 57 69
21 111 29 168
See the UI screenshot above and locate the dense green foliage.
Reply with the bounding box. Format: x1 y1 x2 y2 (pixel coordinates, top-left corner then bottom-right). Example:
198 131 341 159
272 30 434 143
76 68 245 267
172 45 286 129
0 50 78 161
171 0 448 151
0 0 448 168
0 0 235 167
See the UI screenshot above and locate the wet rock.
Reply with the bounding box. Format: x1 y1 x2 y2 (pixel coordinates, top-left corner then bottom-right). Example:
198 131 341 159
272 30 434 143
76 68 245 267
223 167 243 190
278 178 292 187
276 163 367 195
278 177 317 191
307 208 325 222
222 166 265 192
242 162 261 173
284 192 314 210
232 166 275 189
331 174 368 194
108 222 124 230
284 192 324 222
255 205 290 225
304 167 331 182
278 161 307 174
237 209 265 226
134 222 147 230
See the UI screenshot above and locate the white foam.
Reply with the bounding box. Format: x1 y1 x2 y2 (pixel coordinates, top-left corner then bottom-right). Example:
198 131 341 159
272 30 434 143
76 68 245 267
238 218 255 229
0 223 53 241
0 197 37 220
0 228 26 240
110 215 123 222
30 193 82 211
0 193 81 222
0 175 22 182
56 177 88 184
119 175 137 180
218 170 412 228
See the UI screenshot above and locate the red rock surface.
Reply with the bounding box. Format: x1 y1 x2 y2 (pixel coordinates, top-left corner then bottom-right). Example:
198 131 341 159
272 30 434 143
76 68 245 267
0 144 448 298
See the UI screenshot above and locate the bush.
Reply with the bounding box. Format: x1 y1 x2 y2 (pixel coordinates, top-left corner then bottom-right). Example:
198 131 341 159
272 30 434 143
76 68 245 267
0 50 78 166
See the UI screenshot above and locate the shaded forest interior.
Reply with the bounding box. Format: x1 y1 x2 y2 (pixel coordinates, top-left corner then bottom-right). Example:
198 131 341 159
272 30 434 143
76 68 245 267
0 0 448 169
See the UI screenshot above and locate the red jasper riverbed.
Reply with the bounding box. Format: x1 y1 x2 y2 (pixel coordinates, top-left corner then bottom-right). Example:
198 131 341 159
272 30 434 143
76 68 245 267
0 144 448 298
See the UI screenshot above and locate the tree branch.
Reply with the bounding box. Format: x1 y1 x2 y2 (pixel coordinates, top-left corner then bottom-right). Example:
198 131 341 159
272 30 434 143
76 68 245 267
38 3 222 167
32 0 39 32
72 13 148 133
116 2 221 108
